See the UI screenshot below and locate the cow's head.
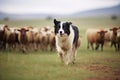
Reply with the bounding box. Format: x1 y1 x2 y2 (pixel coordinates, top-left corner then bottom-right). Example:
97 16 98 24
110 27 118 36
97 30 108 39
17 28 29 36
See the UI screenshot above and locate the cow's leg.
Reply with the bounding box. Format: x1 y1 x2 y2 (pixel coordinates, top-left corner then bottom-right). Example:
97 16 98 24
117 43 120 51
34 42 38 51
90 43 94 50
87 41 89 49
101 43 104 51
111 42 113 47
113 43 117 51
95 43 99 50
21 44 26 53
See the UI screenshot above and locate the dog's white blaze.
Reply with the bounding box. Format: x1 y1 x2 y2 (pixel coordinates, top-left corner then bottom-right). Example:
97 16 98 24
59 22 64 34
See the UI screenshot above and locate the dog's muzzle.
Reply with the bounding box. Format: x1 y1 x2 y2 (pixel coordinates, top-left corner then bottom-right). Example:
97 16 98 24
59 31 64 36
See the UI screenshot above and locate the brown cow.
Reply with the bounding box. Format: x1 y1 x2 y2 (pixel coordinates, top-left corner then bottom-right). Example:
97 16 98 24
117 27 120 51
5 27 19 50
86 29 107 51
110 27 119 51
0 24 8 49
96 30 108 51
17 28 29 53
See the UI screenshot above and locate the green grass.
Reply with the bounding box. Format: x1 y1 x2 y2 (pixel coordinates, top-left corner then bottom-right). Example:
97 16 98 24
0 17 120 80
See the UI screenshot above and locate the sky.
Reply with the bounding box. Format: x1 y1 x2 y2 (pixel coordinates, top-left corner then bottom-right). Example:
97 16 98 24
0 0 120 14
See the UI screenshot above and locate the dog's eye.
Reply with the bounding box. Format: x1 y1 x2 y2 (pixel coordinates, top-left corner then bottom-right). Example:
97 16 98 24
58 25 60 29
63 25 67 30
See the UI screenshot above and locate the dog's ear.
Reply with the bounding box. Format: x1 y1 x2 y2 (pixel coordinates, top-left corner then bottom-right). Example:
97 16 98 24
66 22 72 27
54 19 60 26
68 22 72 25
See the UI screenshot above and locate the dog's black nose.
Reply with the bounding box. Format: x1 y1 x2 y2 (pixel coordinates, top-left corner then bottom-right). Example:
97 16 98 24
60 31 62 35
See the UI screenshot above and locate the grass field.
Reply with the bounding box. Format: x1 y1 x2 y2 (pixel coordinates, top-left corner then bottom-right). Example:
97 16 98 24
0 17 120 80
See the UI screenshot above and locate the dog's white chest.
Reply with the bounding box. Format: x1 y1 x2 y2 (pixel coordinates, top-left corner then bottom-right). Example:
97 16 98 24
56 35 73 51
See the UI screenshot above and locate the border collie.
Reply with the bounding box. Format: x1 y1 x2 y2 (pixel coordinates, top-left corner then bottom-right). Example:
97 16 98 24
54 19 79 65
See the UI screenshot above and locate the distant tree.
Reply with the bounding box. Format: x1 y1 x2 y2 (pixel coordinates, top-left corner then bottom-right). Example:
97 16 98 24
46 16 52 20
3 17 9 21
111 15 117 20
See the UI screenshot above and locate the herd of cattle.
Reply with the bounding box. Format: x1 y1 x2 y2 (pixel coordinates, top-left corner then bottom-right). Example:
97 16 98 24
0 24 56 53
86 27 120 52
0 24 120 53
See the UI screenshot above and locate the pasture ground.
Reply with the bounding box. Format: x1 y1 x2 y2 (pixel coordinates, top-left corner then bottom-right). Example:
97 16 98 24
0 17 120 80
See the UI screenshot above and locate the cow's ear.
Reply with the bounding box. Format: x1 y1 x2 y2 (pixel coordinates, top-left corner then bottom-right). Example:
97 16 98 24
4 25 9 30
97 31 100 34
7 28 10 31
54 19 60 26
4 25 8 28
110 28 113 31
26 29 29 32
17 29 21 32
104 31 108 33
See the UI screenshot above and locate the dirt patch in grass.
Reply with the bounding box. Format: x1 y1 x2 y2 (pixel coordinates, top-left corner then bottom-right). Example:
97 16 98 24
87 63 120 80
89 77 119 80
88 63 120 74
104 58 120 63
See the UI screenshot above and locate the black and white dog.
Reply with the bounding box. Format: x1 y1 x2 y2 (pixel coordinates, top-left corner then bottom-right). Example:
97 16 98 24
54 19 79 65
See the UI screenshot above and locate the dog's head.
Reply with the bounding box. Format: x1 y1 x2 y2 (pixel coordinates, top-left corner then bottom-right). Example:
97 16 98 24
54 19 72 37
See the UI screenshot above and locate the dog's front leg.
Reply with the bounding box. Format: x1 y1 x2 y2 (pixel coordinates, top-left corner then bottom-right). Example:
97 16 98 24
58 52 64 63
72 49 77 64
64 50 71 65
